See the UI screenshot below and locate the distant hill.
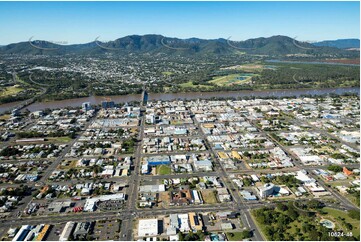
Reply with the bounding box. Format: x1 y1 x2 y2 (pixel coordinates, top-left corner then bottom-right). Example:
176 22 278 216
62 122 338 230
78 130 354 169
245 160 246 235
313 39 360 49
0 35 358 57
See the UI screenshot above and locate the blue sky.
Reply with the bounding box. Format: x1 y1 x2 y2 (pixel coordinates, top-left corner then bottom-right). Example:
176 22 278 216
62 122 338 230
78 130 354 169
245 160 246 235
0 1 359 45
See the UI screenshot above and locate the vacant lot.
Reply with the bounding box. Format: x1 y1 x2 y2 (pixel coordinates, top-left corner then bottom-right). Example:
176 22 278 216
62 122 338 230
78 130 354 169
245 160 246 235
57 160 77 169
158 191 170 208
201 189 218 204
0 114 10 120
157 165 171 175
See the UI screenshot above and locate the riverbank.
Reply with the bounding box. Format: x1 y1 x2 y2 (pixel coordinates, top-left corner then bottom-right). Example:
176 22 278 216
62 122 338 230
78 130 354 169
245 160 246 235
0 87 359 114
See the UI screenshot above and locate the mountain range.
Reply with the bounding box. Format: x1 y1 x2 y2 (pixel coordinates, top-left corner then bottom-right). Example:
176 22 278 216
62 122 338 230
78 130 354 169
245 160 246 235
0 35 359 57
313 39 360 49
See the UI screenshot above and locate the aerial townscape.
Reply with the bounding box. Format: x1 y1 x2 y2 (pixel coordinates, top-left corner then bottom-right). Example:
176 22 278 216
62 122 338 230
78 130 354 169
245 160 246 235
0 1 360 242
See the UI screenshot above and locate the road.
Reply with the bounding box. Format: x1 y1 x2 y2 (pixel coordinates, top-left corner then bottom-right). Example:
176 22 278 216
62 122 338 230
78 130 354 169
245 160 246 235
255 118 359 211
8 113 98 221
0 100 359 241
0 72 48 115
238 106 360 238
193 114 265 241
119 107 146 240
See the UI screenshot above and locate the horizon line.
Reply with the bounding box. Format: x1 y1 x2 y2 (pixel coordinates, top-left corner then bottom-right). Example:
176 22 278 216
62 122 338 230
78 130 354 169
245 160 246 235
1 34 360 46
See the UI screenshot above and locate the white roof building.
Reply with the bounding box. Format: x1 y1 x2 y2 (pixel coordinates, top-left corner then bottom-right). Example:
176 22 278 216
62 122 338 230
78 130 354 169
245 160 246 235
138 219 158 237
178 214 190 233
193 160 212 171
295 170 315 184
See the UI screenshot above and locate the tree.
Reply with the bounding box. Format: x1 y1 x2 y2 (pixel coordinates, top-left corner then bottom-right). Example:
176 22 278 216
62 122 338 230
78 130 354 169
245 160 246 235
184 231 199 241
276 203 288 212
196 231 206 241
286 208 299 221
260 176 270 184
264 225 274 238
178 232 185 241
307 200 324 210
243 178 252 187
327 165 343 173
240 230 252 239
92 165 102 174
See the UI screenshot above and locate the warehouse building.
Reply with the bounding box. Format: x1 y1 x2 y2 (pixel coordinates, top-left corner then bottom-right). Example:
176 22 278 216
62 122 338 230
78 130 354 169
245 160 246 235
59 222 76 241
147 156 171 166
138 219 159 237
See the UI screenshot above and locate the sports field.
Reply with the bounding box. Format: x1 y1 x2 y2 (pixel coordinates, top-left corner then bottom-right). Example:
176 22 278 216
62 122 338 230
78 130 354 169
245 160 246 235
208 73 255 86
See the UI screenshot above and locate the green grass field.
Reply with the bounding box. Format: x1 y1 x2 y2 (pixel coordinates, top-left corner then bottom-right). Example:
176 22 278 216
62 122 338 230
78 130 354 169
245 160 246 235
0 85 24 97
208 73 255 86
226 232 248 241
345 193 360 207
161 71 174 76
179 81 212 89
157 165 171 175
47 136 73 143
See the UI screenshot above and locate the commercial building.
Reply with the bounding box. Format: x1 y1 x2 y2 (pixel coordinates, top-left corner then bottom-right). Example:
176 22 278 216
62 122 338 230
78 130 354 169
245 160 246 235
59 222 76 241
73 222 92 239
147 156 171 166
231 151 241 160
138 219 158 237
240 190 257 200
101 101 115 109
12 225 31 242
141 163 150 174
34 224 50 241
83 193 125 212
189 212 203 232
191 190 203 204
193 159 212 171
178 214 190 232
139 184 166 193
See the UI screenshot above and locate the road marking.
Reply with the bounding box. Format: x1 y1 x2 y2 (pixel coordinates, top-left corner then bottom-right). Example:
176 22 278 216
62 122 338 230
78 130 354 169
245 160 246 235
244 214 251 228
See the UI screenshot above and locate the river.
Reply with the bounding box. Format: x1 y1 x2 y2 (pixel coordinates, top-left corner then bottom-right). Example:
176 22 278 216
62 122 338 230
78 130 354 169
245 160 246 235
266 60 360 66
0 87 359 113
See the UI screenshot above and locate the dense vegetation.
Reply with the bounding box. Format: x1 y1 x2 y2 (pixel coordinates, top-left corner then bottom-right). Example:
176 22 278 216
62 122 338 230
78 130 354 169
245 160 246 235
328 165 343 173
252 201 360 241
251 63 359 89
0 36 359 104
0 185 31 197
1 35 359 57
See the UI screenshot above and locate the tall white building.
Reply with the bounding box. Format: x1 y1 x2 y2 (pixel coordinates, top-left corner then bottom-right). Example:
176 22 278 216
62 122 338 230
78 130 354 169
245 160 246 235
258 183 275 198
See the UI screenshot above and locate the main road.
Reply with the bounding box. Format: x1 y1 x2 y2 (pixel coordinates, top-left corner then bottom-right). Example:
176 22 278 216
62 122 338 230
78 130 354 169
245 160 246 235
192 114 265 241
119 107 146 241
